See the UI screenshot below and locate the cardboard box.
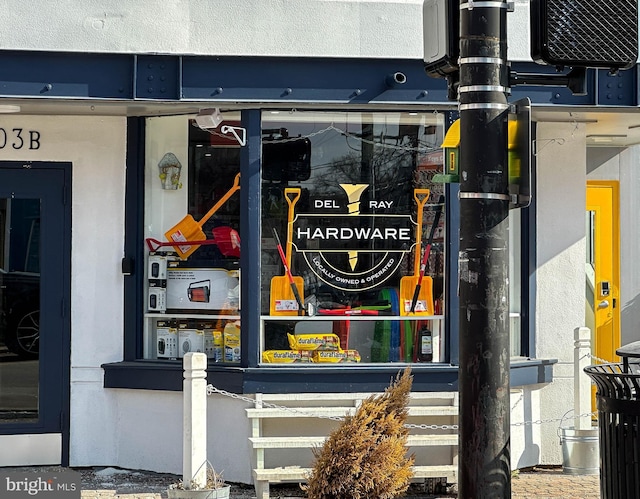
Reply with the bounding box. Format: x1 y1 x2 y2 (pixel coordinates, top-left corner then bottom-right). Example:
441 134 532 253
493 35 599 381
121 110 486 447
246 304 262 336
178 325 206 357
166 268 238 311
148 288 167 312
156 320 178 359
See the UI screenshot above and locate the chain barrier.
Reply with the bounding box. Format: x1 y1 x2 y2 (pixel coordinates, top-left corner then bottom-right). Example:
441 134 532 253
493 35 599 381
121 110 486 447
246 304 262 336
207 385 345 422
585 352 613 365
207 384 596 432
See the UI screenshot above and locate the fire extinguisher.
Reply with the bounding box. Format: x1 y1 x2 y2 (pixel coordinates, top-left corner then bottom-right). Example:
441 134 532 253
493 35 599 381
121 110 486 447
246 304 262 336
416 326 433 362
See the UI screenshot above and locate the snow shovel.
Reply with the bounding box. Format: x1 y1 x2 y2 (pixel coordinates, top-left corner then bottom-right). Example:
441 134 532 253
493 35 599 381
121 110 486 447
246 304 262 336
164 173 240 260
409 195 444 313
399 189 431 315
284 188 301 269
270 227 304 316
270 188 304 315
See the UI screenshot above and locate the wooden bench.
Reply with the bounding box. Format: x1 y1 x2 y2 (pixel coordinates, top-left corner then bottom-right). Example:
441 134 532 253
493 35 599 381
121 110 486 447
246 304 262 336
247 392 458 499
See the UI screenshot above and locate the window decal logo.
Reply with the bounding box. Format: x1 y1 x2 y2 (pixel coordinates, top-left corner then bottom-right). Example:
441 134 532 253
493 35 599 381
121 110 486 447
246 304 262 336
292 183 415 291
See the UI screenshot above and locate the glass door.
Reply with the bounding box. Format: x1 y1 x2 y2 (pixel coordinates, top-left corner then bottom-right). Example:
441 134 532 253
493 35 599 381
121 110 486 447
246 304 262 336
0 198 41 422
0 164 70 465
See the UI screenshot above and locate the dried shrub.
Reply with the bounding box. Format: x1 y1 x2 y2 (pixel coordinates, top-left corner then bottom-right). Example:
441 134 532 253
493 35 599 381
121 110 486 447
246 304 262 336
303 367 414 499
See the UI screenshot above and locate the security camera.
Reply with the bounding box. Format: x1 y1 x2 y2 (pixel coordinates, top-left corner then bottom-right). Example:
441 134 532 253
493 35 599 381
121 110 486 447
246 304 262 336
195 108 223 130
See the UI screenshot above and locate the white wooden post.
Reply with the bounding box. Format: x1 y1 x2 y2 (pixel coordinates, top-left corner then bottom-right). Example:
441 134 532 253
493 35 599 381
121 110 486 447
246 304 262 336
574 327 592 429
183 352 208 489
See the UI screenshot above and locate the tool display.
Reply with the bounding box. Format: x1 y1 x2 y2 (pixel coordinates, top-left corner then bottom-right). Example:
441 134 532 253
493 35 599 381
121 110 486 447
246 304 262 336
270 227 305 315
409 195 444 314
399 189 431 315
269 188 304 316
164 173 240 259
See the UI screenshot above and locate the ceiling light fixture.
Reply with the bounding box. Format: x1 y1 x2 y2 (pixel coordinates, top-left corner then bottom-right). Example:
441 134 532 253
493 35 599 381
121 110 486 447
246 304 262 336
586 134 627 143
0 105 21 113
540 117 598 123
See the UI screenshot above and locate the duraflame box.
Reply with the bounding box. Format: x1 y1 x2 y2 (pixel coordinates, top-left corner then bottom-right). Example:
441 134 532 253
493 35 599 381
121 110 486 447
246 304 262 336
287 333 341 351
262 350 313 363
166 268 238 311
313 349 361 363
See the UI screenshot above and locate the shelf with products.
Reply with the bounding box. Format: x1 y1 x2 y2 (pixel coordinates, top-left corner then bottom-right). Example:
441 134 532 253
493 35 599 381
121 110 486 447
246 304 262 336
143 313 241 363
143 248 241 362
260 315 444 365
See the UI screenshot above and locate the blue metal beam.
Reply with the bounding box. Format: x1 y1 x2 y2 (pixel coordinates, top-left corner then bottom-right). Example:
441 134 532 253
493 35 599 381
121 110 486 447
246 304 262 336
0 50 636 107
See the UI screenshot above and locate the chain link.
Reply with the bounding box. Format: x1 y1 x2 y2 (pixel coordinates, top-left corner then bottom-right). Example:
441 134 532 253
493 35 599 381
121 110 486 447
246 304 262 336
585 352 613 365
207 385 345 421
406 423 458 430
207 384 597 431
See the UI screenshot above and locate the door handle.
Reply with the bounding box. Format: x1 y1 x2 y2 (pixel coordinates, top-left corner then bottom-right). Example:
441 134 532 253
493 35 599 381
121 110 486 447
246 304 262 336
598 300 609 309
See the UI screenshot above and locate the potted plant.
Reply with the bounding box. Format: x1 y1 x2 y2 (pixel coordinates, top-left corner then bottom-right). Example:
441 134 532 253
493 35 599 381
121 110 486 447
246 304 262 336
167 462 231 499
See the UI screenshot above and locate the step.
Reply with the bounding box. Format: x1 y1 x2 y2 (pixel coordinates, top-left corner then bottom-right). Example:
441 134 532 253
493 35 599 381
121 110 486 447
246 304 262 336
249 433 458 449
253 464 457 483
257 392 458 403
246 405 458 419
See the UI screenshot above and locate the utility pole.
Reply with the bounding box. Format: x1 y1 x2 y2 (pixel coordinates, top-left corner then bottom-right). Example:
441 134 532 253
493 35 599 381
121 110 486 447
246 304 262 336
457 0 511 497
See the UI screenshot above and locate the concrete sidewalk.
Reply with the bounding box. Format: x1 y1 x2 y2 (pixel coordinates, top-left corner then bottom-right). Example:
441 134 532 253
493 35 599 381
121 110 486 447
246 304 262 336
511 467 600 499
2 465 602 498
77 466 601 499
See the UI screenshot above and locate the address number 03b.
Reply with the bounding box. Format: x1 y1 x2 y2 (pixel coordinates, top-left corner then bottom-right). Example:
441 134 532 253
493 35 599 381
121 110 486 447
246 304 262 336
0 128 41 150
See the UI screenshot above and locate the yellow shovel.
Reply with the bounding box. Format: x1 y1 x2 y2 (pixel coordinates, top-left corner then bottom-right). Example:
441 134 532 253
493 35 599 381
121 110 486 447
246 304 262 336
165 173 240 260
399 189 433 315
270 188 304 315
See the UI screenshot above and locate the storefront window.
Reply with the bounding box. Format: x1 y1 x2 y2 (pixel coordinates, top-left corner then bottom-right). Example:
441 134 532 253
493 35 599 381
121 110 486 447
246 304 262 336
141 111 446 364
143 114 241 362
259 111 446 365
140 110 527 366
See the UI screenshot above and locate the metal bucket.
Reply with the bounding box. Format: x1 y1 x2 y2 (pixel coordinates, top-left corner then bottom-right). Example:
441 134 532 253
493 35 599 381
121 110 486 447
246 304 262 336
560 427 600 475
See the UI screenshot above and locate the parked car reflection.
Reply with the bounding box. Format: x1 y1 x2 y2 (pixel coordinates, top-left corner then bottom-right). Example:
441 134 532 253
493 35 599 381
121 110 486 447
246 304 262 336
0 270 39 360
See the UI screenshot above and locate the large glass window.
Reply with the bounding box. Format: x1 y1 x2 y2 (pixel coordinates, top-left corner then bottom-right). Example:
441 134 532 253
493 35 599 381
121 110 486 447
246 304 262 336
140 110 528 366
141 111 446 364
259 111 446 365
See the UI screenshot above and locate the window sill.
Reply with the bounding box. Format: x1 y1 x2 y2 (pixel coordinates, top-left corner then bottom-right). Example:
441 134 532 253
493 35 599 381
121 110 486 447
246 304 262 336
102 358 556 393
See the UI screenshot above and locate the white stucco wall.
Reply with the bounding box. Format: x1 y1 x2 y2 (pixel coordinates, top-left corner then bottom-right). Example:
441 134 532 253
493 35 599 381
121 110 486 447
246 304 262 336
618 146 640 346
587 145 640 347
534 122 587 464
0 115 252 480
0 0 574 477
0 0 532 61
0 115 126 465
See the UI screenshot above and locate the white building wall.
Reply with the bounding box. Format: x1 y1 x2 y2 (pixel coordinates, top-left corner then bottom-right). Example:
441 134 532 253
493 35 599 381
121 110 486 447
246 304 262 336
619 146 640 346
0 115 126 466
0 0 562 478
587 145 640 347
535 122 587 464
0 0 532 61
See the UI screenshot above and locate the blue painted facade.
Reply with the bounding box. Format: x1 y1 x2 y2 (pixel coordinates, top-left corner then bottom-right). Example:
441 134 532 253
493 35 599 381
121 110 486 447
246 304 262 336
0 51 637 107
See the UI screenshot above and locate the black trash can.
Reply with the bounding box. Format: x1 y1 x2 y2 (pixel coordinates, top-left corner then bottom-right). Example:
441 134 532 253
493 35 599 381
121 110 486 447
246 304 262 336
585 361 640 498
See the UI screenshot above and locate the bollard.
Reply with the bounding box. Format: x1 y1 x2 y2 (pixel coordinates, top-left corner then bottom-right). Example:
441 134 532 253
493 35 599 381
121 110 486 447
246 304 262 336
558 327 599 476
183 352 208 489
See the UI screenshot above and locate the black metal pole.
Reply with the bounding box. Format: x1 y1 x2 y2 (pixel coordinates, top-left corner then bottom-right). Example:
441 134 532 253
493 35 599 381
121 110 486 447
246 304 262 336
458 0 511 497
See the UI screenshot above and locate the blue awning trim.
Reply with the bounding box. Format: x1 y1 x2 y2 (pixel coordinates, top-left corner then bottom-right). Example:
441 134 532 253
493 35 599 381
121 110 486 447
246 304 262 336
0 50 637 107
102 358 557 393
